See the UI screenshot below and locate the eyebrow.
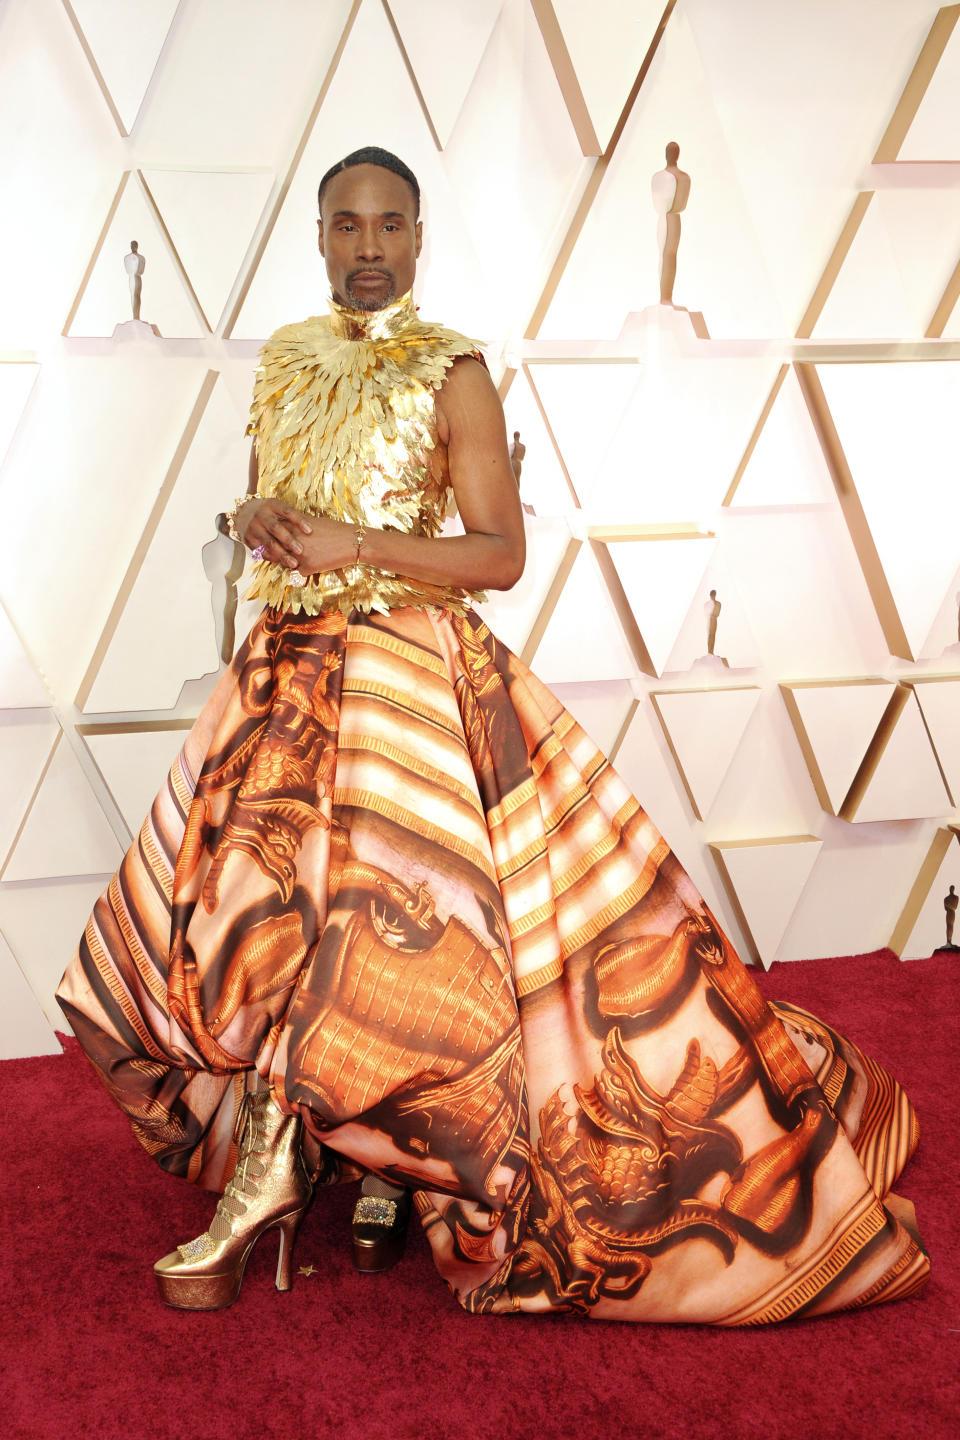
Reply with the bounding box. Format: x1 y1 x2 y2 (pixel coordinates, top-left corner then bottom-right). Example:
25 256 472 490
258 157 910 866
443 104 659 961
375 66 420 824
330 209 408 221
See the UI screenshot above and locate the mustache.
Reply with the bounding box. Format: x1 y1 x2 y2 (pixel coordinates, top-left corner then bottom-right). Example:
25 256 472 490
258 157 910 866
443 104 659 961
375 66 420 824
347 267 393 282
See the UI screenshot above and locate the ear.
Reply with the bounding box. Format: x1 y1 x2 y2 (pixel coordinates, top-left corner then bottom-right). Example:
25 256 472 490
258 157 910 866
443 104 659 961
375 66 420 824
414 220 423 258
317 217 325 257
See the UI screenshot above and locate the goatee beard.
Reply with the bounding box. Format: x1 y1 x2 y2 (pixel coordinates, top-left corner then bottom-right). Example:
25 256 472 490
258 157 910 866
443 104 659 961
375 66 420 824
345 272 396 310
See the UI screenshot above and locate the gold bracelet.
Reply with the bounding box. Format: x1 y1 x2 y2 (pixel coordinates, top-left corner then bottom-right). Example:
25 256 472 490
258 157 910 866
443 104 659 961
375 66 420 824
225 494 255 543
355 519 366 566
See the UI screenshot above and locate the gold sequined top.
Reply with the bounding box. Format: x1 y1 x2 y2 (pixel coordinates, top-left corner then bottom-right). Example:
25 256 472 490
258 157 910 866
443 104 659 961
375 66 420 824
246 290 483 615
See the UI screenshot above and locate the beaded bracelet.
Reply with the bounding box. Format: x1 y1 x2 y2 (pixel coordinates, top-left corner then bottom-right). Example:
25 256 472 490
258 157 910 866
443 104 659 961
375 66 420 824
224 494 255 543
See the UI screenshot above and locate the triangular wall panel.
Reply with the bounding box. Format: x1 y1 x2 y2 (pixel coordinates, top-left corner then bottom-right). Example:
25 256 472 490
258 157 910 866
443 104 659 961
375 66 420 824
710 835 822 966
651 686 761 820
501 368 577 516
899 20 960 161
0 929 61 1058
65 0 181 135
728 366 836 508
937 284 960 339
439 6 587 343
613 697 744 945
919 556 960 659
388 0 505 147
81 723 192 836
0 2 119 348
541 0 667 154
131 0 356 167
783 822 935 964
533 356 780 524
0 354 211 702
530 542 639 683
854 689 953 823
527 362 640 506
591 356 779 524
722 509 889 677
549 680 636 759
661 550 761 675
912 677 960 804
0 362 40 471
682 0 940 337
817 361 960 661
539 8 785 339
814 189 960 340
0 603 50 709
141 169 274 331
67 171 205 337
780 680 895 816
0 713 59 869
3 733 124 881
605 535 716 675
890 826 960 958
82 374 248 713
475 517 575 657
0 876 113 1033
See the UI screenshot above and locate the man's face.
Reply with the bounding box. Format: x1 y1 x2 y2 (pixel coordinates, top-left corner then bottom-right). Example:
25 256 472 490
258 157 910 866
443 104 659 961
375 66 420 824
318 163 422 310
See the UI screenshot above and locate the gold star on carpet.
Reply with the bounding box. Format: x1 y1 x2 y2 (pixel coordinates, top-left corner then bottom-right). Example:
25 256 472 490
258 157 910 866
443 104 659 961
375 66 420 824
297 1263 317 1277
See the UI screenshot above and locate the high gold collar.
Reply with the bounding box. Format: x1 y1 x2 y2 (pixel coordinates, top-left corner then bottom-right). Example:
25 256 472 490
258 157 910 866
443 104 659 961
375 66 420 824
328 289 418 341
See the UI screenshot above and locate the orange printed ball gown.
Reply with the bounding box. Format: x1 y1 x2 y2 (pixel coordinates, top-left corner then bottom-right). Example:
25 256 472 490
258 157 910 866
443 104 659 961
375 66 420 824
57 296 928 1322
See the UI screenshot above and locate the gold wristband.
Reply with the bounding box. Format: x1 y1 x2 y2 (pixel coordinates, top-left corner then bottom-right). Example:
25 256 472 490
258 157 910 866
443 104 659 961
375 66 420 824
225 494 254 543
355 519 366 566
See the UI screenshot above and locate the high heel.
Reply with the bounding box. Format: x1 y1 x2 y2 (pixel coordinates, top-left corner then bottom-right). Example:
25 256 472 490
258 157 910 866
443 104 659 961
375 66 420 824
153 1089 312 1310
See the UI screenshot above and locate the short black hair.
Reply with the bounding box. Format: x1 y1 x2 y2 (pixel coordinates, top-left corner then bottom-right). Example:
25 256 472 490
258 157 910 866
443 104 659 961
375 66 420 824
317 147 420 218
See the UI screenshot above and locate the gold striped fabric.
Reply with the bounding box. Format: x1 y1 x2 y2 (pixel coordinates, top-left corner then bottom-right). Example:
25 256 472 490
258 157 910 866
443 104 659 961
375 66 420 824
57 605 929 1322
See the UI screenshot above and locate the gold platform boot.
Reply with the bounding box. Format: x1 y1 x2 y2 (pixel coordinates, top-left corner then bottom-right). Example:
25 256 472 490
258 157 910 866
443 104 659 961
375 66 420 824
352 1175 411 1273
154 1089 312 1310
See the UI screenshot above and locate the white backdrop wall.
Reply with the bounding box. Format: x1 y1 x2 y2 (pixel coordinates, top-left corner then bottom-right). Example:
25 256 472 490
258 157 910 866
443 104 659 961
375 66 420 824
1 0 959 1060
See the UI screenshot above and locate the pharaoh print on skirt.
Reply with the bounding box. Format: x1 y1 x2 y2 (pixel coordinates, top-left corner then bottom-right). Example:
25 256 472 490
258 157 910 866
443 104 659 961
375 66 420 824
58 602 928 1324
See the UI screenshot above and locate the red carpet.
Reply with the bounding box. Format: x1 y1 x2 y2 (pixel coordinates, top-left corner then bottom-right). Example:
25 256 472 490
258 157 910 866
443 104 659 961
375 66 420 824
3 950 957 1440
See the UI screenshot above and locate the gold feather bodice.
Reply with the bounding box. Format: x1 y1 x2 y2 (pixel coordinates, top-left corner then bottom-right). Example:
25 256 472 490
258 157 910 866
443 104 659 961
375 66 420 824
246 290 483 615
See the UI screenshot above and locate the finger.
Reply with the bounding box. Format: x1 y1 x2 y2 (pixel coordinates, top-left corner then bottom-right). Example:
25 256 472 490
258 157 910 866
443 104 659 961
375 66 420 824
272 520 303 555
275 501 312 535
261 538 299 569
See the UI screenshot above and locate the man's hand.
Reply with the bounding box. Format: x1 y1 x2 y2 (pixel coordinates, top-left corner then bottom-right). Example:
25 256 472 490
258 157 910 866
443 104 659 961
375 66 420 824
238 497 313 568
240 498 357 574
289 515 358 573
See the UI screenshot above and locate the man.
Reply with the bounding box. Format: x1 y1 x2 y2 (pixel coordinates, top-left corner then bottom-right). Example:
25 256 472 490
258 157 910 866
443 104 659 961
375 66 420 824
237 150 524 598
58 149 928 1324
224 147 525 1272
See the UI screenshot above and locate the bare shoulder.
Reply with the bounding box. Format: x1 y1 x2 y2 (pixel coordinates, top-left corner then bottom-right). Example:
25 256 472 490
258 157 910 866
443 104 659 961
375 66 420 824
434 355 503 444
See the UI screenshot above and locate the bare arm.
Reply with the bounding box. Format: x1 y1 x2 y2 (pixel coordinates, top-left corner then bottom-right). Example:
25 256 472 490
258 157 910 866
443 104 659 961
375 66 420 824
360 356 525 589
236 357 525 591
